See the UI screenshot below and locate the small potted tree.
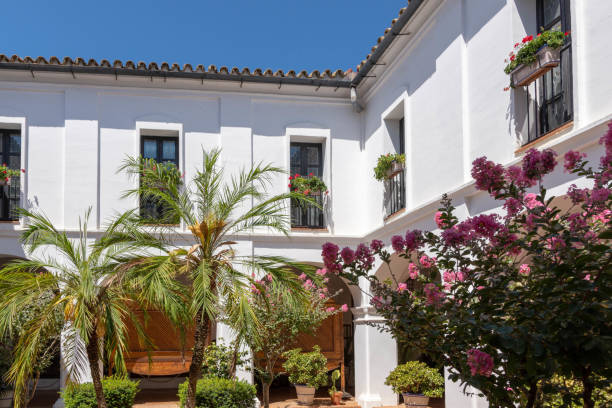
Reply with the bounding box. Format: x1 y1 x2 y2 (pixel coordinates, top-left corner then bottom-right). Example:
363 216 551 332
374 153 406 181
283 346 328 406
385 361 444 407
504 30 568 87
328 369 343 405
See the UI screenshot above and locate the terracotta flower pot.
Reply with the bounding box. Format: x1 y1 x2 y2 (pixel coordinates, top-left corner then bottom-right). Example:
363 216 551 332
385 160 405 179
330 391 343 405
0 390 14 408
402 392 429 407
511 45 561 87
294 384 316 406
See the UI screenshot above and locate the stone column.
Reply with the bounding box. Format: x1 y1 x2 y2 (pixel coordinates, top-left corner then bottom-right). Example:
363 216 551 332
444 368 489 408
352 306 398 408
215 321 254 385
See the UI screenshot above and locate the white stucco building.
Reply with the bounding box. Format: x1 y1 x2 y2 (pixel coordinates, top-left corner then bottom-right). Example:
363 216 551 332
1 0 611 407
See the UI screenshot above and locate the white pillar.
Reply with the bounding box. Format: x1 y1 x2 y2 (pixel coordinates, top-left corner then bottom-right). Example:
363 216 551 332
53 326 93 408
216 321 254 385
444 368 489 408
352 306 398 408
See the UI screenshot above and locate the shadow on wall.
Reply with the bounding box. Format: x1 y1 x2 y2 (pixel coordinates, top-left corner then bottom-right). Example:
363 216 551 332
364 0 507 141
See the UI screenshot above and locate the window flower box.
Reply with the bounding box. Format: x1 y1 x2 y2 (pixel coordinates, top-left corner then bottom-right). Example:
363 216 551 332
504 30 568 89
386 160 405 179
510 46 560 87
0 164 22 186
374 153 406 181
288 173 328 196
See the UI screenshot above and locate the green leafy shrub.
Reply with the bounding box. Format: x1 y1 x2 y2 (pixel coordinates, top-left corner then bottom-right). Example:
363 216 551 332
373 153 405 181
201 341 249 379
385 361 444 398
62 376 140 408
282 346 328 389
178 377 256 408
504 30 568 75
538 375 612 408
289 174 327 195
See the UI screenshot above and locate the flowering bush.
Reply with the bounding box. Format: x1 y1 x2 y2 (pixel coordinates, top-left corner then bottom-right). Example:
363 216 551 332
504 30 568 75
321 123 612 407
242 270 340 408
0 164 24 183
374 153 405 181
289 173 327 195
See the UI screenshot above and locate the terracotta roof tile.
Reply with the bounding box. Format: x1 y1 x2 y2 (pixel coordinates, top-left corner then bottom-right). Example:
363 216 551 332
356 3 414 73
0 3 422 87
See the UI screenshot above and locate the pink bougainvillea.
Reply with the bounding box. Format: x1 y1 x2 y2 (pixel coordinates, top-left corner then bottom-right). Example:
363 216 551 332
467 349 494 377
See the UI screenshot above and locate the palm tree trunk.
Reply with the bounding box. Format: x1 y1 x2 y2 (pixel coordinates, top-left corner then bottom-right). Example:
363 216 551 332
185 310 210 408
86 332 107 408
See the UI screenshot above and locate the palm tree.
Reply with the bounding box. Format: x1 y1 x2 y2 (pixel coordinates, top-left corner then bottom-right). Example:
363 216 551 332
119 149 318 408
0 209 185 408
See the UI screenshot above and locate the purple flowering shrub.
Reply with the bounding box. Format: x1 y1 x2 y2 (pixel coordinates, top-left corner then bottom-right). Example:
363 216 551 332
321 124 612 407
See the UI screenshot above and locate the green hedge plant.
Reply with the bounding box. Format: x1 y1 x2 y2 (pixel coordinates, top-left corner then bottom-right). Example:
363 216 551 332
201 341 249 380
384 361 444 398
373 153 405 181
282 346 328 389
62 376 140 408
178 377 256 408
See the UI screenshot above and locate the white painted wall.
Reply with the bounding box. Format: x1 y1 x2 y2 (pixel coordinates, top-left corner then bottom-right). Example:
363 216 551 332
0 1 611 407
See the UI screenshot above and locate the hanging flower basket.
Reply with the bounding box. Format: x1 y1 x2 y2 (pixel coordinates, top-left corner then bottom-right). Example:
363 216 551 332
510 45 560 87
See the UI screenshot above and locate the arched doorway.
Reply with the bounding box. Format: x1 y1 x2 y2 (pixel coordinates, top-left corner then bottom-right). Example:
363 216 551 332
264 267 358 403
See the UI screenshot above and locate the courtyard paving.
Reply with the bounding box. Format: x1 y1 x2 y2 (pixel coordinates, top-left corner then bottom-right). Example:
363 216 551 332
28 387 445 407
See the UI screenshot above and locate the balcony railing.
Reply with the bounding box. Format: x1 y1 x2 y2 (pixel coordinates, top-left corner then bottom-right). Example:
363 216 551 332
0 180 20 221
291 194 325 229
385 170 405 218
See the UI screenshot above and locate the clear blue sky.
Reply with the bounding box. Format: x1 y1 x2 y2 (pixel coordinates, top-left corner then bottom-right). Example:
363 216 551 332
2 1 408 72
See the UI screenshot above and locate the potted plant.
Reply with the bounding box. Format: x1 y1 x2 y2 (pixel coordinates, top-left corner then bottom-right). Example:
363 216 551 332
283 346 328 406
0 164 22 186
504 30 569 87
385 361 444 407
328 369 343 405
374 153 405 181
289 173 328 196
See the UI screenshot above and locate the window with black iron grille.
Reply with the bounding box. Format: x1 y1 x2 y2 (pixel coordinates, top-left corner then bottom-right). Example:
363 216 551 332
290 142 325 228
140 135 179 223
532 0 573 142
386 118 406 217
0 130 21 221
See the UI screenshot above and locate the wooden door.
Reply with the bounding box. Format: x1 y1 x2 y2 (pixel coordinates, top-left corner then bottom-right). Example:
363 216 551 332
124 311 211 376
